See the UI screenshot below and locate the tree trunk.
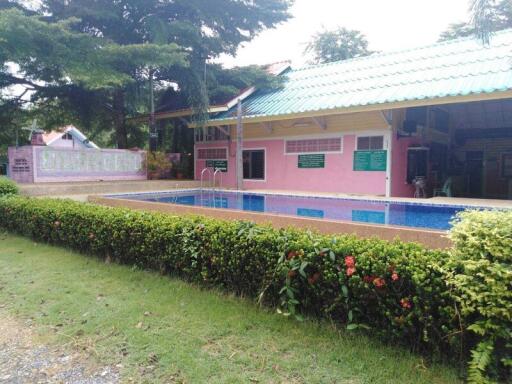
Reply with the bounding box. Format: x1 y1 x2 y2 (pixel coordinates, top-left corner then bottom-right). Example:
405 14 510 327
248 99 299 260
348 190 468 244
112 88 128 149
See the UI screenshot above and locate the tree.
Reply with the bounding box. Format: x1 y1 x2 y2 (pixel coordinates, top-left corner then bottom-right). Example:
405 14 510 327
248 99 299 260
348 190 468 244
439 0 512 42
38 0 292 147
0 7 188 148
305 27 374 64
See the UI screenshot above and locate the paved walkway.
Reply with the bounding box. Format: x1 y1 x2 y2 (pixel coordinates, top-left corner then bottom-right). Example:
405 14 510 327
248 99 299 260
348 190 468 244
0 311 119 384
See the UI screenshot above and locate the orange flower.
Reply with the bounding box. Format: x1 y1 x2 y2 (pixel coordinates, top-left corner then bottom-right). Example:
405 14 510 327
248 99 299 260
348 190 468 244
400 298 412 309
373 277 386 288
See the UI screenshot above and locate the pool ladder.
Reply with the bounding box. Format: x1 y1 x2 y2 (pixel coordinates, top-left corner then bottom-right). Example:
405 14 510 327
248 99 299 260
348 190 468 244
200 167 223 207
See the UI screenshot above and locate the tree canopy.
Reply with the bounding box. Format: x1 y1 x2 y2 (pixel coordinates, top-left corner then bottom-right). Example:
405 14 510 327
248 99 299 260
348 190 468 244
305 27 374 64
1 0 292 149
439 0 511 42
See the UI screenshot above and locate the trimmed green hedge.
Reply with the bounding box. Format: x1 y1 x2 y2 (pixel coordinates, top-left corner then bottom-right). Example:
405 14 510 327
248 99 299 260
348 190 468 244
0 177 18 195
0 195 510 382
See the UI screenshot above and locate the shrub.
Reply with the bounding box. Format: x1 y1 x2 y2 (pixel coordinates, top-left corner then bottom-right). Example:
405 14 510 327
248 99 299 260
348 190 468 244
448 210 512 383
144 151 172 179
0 177 18 196
0 196 457 353
0 196 510 382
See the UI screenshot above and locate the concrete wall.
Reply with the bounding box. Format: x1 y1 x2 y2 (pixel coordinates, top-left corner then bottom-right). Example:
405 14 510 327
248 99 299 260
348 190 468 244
7 146 35 183
8 146 147 183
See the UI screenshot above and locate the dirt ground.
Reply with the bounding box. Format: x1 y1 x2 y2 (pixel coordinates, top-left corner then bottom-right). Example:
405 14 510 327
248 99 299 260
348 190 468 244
0 310 119 384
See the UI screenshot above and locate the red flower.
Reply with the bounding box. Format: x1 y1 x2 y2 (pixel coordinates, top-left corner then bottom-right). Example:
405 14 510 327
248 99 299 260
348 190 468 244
400 298 412 309
363 275 374 283
344 256 355 268
373 277 386 288
287 270 297 278
346 267 356 277
287 251 297 260
308 272 321 284
391 272 399 281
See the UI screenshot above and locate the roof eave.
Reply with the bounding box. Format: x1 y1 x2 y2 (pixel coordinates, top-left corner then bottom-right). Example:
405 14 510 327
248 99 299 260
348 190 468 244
188 90 512 128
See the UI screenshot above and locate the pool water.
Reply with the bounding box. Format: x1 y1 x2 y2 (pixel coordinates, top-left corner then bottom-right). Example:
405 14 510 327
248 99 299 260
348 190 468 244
110 190 476 230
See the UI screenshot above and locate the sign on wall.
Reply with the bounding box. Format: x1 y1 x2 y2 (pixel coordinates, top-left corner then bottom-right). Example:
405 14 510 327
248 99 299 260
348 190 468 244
298 154 325 169
206 159 228 172
353 150 387 171
36 147 145 176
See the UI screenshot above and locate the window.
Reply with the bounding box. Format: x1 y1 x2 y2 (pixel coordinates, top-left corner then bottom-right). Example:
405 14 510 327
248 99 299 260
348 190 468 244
62 133 73 140
285 137 342 154
197 148 227 160
357 136 384 151
243 150 265 180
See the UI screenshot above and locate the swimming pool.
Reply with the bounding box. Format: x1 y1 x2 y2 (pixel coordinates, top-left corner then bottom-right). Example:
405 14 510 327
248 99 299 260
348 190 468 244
109 190 479 230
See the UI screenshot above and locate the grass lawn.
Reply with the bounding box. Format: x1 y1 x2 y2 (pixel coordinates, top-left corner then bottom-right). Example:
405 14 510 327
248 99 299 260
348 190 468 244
0 233 461 383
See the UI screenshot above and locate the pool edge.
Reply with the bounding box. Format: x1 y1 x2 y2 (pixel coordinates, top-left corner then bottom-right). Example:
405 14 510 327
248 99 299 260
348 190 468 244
89 195 452 250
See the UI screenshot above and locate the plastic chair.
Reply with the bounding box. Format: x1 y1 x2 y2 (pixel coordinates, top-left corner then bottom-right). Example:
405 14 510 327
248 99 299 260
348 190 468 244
433 177 453 197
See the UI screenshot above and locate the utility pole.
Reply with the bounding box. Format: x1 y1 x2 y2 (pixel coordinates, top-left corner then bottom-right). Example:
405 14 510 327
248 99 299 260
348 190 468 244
236 99 243 190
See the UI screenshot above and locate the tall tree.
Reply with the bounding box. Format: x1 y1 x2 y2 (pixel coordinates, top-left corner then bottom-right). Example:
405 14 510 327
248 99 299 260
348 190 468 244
305 27 374 64
0 7 187 148
439 0 511 42
38 0 292 147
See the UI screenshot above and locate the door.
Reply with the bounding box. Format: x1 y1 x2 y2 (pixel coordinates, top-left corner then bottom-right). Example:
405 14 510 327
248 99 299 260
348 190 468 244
466 151 484 197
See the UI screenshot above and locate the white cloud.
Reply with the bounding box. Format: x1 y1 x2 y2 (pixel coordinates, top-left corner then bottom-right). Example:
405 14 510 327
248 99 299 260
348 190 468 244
218 0 471 68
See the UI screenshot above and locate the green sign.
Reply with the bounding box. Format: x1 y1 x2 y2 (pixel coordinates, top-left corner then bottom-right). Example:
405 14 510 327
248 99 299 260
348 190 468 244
206 160 228 172
298 154 325 169
353 150 387 171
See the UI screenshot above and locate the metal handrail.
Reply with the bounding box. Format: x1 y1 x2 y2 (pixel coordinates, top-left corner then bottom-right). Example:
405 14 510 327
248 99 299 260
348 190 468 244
213 168 223 191
200 167 213 191
212 168 223 208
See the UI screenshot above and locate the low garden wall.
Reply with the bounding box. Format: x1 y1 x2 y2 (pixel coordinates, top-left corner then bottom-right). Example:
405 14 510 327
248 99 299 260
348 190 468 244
0 179 510 383
7 146 147 183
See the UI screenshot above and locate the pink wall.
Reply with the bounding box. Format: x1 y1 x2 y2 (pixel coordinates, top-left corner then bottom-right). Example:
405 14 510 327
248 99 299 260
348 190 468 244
8 146 147 183
390 136 422 198
195 135 387 195
7 146 35 183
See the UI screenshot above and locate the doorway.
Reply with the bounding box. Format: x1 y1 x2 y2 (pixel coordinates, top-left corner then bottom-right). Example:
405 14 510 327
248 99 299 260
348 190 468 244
465 151 484 198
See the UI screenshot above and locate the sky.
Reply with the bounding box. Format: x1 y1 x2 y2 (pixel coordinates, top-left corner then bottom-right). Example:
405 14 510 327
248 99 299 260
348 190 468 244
218 0 472 68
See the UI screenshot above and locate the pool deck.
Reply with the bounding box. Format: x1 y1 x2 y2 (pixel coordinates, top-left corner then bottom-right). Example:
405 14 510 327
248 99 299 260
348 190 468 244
245 189 512 208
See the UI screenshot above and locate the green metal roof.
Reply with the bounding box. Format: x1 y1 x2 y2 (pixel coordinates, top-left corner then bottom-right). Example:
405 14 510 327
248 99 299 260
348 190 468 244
214 29 512 121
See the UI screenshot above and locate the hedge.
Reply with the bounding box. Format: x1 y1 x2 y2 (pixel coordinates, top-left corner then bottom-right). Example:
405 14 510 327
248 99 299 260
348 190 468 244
0 177 18 196
447 210 512 383
0 195 510 383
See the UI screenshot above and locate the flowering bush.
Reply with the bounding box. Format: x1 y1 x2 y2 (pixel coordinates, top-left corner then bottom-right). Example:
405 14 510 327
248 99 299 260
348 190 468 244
448 210 512 383
0 196 510 383
0 177 18 195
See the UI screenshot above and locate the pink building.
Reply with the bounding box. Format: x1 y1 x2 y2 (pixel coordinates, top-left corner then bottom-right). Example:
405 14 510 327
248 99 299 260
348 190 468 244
144 32 512 200
191 32 512 200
